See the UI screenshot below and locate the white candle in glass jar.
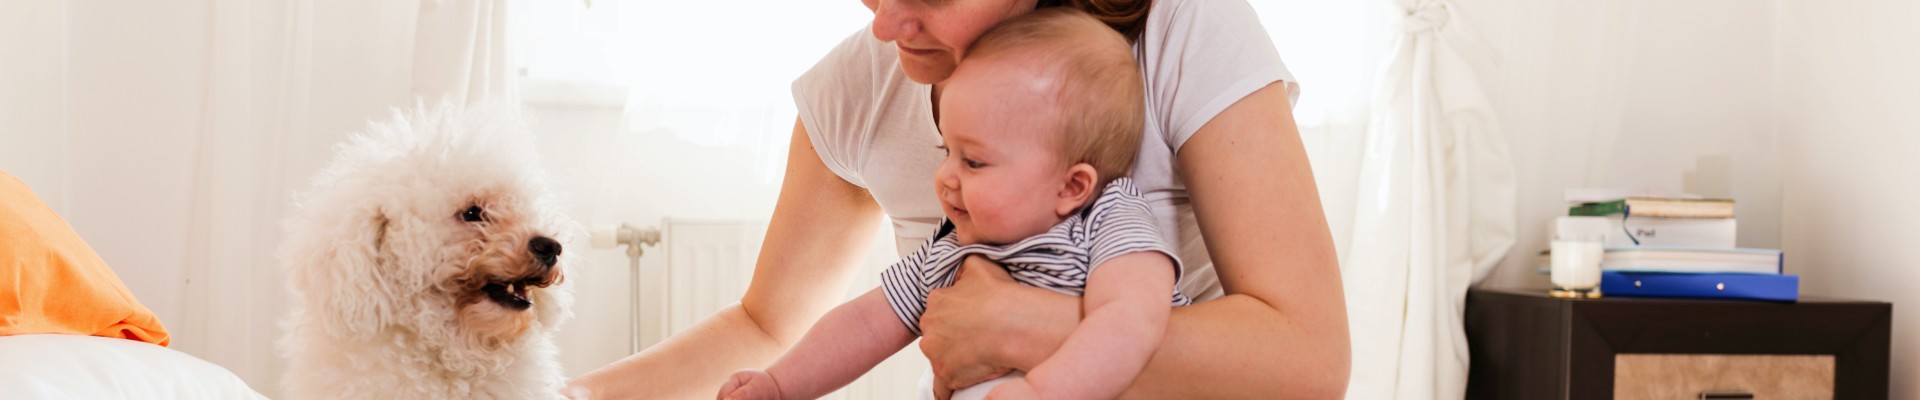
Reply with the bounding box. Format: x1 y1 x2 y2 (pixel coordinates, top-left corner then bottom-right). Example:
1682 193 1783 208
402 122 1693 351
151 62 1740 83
1550 239 1605 289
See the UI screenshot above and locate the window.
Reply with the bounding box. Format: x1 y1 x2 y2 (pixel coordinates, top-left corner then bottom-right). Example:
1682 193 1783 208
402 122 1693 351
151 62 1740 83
510 1 1377 178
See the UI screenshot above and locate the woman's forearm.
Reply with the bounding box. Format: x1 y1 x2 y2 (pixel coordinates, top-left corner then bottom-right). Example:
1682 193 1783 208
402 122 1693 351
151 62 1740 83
1119 294 1349 399
989 291 1348 399
566 304 787 399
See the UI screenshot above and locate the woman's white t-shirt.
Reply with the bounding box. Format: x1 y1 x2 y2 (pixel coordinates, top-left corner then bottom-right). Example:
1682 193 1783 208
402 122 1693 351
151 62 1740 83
791 0 1296 301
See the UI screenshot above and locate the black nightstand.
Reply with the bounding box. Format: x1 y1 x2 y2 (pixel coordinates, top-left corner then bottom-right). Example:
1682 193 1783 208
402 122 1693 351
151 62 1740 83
1464 287 1891 399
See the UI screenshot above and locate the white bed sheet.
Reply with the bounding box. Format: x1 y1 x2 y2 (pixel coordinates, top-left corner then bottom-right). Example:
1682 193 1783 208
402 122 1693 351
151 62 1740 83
0 334 264 399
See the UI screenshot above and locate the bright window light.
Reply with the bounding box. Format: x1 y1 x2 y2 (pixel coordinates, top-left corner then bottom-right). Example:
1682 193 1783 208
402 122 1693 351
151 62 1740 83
511 0 870 180
511 1 1376 145
1254 0 1383 126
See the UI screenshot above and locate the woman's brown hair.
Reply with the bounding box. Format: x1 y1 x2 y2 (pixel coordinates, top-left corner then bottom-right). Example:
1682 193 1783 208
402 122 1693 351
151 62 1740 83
1036 0 1153 43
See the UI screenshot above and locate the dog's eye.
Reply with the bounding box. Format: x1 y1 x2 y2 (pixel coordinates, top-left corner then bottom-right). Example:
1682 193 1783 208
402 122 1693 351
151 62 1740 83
460 205 486 223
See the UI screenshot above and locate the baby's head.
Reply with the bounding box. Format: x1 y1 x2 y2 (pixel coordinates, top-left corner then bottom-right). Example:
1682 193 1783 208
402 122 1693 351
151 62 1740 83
934 8 1145 245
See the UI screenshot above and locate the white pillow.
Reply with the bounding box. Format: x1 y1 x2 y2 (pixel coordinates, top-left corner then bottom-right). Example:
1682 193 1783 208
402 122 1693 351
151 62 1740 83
0 334 264 399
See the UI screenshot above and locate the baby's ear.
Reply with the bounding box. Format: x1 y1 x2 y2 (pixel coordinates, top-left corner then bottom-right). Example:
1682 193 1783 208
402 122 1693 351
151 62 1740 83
1056 163 1099 217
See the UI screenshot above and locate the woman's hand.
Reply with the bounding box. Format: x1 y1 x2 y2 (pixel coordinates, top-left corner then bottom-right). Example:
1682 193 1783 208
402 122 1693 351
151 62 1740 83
918 255 1078 400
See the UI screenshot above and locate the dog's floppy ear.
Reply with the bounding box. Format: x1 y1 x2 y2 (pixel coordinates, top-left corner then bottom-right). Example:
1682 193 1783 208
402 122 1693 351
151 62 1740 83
288 204 399 338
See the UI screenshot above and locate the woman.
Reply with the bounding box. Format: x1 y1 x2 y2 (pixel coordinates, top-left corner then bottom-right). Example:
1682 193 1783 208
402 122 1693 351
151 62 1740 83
569 0 1350 398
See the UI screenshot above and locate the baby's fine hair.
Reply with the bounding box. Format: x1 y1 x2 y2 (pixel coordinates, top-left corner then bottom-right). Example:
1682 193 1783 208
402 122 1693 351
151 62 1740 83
966 7 1146 186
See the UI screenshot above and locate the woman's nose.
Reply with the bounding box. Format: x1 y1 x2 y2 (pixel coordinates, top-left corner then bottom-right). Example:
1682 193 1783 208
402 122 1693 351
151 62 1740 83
869 0 921 43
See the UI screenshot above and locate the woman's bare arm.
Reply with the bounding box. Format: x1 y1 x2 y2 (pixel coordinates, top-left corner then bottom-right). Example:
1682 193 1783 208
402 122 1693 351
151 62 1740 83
567 118 886 399
923 82 1350 399
1134 79 1350 398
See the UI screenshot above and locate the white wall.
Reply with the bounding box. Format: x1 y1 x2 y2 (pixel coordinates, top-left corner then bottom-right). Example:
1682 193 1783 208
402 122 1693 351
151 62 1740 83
1777 1 1919 398
1462 0 1784 288
0 1 71 214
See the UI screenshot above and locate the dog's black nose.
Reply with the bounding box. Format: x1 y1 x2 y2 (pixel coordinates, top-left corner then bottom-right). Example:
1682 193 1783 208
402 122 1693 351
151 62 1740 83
529 236 561 265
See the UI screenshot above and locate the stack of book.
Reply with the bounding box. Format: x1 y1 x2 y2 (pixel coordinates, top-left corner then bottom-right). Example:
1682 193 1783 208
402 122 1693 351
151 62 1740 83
1555 191 1798 302
1569 196 1737 248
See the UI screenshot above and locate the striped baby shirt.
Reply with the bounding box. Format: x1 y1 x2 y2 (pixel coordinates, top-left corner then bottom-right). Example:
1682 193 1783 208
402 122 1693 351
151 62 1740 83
880 178 1193 336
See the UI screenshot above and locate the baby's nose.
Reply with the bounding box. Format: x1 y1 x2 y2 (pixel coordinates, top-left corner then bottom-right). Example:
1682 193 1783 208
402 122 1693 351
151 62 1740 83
934 164 959 191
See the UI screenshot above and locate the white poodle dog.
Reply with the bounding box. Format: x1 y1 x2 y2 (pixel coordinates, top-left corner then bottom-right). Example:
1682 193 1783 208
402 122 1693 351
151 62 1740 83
279 101 575 399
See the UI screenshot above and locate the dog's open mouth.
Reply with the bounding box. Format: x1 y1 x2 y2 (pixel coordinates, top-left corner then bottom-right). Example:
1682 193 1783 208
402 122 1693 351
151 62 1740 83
481 280 539 310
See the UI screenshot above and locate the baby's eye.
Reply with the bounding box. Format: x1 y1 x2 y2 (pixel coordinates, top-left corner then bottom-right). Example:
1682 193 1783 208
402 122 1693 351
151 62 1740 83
964 159 984 169
459 205 487 223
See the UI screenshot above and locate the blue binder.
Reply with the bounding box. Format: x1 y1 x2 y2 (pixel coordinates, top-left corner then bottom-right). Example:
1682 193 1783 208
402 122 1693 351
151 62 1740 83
1599 271 1799 302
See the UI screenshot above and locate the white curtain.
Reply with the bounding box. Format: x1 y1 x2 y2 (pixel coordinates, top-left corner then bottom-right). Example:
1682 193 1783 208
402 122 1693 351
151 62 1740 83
1338 0 1516 399
414 0 519 105
0 0 513 395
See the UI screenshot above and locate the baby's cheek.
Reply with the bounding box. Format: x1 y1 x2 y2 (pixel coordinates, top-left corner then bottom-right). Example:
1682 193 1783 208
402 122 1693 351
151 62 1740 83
972 196 1017 228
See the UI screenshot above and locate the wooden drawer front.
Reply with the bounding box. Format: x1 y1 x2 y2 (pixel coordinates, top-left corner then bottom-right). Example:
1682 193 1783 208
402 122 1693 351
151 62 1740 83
1614 354 1834 399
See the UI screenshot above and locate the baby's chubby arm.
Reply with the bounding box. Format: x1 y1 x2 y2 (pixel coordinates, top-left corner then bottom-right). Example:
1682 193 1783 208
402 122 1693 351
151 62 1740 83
719 289 916 400
1003 251 1175 400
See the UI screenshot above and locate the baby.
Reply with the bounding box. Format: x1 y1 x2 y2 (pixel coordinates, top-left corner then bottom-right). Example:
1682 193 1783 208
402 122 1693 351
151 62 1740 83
718 8 1186 400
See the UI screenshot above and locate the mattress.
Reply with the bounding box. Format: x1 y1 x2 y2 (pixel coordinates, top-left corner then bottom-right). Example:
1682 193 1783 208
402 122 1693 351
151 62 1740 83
0 334 264 399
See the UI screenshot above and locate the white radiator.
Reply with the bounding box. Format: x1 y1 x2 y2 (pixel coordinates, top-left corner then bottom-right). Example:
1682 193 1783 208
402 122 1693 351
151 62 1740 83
655 219 765 341
627 218 924 400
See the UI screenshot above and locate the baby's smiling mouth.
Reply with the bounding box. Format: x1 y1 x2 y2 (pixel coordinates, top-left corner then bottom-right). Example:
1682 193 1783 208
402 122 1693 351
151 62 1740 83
946 203 969 219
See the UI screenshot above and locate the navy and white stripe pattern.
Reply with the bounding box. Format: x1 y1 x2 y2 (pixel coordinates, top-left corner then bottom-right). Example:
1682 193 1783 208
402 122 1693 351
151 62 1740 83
881 178 1191 336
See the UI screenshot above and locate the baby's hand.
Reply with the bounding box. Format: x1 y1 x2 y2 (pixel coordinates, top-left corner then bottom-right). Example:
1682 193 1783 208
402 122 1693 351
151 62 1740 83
716 369 782 400
982 378 1038 400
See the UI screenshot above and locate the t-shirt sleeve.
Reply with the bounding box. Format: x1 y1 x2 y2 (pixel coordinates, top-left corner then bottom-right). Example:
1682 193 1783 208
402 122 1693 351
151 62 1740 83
878 232 958 336
1138 0 1300 153
1084 182 1184 284
791 25 890 189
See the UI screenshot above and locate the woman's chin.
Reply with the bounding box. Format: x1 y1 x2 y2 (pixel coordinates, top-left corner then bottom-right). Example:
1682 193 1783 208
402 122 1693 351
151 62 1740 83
899 60 956 85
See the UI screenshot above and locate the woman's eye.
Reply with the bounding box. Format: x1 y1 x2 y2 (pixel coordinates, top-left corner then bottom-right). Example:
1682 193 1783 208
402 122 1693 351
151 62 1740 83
460 205 486 222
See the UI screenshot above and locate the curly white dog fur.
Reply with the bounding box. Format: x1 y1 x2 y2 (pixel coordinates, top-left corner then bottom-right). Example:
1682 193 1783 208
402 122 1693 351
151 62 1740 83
279 101 575 399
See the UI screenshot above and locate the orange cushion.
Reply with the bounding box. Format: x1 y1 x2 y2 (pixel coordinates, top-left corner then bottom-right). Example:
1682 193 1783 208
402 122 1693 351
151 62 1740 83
0 172 169 346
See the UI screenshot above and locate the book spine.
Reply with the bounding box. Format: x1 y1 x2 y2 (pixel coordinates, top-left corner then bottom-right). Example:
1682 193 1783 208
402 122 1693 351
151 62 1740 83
1626 207 1736 219
1623 198 1737 218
